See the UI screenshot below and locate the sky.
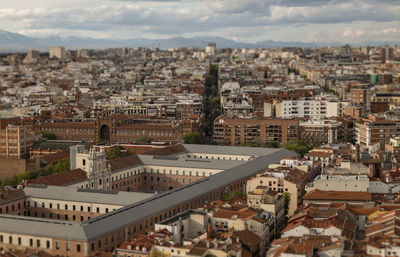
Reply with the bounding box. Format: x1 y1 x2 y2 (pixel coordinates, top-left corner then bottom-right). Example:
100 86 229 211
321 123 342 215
0 0 399 44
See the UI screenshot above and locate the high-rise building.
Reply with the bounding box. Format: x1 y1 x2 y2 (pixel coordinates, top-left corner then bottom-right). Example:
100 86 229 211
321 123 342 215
23 50 40 64
49 46 66 60
380 47 394 61
205 42 216 56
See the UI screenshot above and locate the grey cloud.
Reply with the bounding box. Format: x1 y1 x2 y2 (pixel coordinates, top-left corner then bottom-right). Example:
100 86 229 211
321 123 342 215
0 0 399 43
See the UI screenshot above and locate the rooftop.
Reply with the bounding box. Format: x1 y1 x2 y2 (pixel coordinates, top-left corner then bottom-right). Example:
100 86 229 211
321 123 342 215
24 185 154 206
0 147 297 242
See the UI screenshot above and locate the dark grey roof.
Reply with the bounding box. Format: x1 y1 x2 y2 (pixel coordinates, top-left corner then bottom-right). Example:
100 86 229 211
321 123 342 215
0 148 297 242
32 139 88 150
81 148 296 241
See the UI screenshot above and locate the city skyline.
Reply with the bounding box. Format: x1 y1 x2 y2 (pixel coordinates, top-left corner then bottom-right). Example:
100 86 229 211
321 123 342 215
0 0 399 44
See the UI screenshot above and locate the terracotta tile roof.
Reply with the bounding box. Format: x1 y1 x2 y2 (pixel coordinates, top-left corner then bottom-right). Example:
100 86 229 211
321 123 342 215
306 151 333 157
26 168 87 186
0 187 26 204
188 247 208 256
41 150 70 165
213 207 257 220
347 205 380 216
304 189 371 202
233 229 261 250
108 154 142 172
282 206 357 239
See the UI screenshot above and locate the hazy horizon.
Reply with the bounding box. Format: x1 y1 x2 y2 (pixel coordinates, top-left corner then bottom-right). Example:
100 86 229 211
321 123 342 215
0 0 399 45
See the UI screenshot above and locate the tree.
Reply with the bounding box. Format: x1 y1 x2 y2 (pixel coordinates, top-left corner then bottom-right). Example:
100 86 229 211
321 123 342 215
222 191 243 202
0 158 71 187
284 139 312 158
240 137 262 147
38 130 57 140
183 132 202 144
201 64 220 142
136 135 154 144
283 192 291 216
106 146 130 160
266 141 280 148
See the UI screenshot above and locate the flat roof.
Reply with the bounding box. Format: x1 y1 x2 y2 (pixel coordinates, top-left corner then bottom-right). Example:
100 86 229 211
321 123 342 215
24 186 155 206
0 148 297 242
0 215 86 241
182 144 282 157
137 154 245 170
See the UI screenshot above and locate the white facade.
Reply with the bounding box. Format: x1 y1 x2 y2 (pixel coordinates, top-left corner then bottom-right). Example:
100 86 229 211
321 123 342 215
276 99 327 119
306 174 370 193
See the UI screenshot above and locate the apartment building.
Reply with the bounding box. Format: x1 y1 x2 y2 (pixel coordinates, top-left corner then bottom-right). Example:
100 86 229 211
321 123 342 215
213 115 300 146
207 206 274 256
0 124 37 159
246 167 309 217
276 99 327 119
49 46 66 60
356 115 400 149
370 93 400 113
281 206 357 240
247 187 285 233
299 119 343 145
306 174 370 193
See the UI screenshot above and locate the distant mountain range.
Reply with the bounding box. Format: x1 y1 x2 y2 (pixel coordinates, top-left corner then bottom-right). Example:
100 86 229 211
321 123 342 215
0 29 397 52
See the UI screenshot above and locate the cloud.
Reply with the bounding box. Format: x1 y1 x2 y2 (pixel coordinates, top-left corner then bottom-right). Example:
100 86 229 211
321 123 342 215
0 0 399 43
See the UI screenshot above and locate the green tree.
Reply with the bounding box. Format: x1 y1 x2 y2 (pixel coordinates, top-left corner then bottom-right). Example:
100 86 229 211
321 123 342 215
136 135 154 144
201 64 220 142
38 130 57 140
284 139 312 158
266 141 280 148
106 146 130 160
222 191 243 202
283 192 291 216
183 132 202 144
0 158 70 187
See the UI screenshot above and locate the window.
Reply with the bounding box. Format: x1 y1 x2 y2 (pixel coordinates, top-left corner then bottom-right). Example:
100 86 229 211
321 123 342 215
77 244 81 252
37 239 40 247
9 236 12 244
18 237 21 245
96 207 100 213
82 159 86 166
46 240 50 249
30 239 33 246
66 242 70 251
